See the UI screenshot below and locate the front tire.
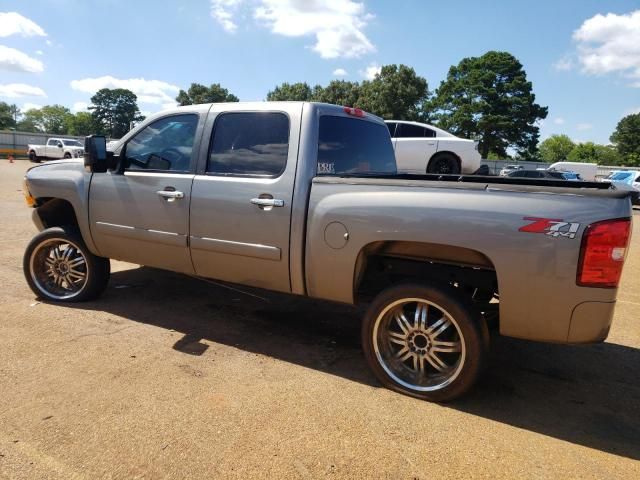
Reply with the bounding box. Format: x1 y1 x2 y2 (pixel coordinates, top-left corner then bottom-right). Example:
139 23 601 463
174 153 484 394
427 153 460 175
362 284 487 402
29 151 40 163
63 152 72 159
23 227 110 302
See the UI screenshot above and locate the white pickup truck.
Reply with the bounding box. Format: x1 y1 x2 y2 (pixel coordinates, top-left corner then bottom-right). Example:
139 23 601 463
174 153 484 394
27 138 84 163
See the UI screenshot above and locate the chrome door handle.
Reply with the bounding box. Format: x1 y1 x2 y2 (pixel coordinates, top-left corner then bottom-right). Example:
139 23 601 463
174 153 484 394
250 198 285 208
157 190 184 200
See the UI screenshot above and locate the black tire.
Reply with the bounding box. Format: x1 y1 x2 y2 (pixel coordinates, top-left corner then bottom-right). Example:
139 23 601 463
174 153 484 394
23 226 110 302
361 283 487 402
29 151 40 163
63 152 72 159
427 153 460 175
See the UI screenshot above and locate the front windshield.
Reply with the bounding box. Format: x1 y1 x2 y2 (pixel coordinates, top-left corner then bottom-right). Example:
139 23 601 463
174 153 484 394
62 140 83 147
609 172 632 181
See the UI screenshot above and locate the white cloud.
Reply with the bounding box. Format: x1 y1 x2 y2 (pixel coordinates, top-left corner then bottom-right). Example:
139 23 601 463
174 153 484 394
211 0 242 33
553 117 565 125
0 45 44 73
22 102 42 111
35 50 43 56
553 56 574 71
361 62 380 80
72 101 88 112
211 1 375 59
70 76 180 104
161 102 179 110
576 123 593 131
573 10 640 85
0 12 46 38
0 83 46 98
332 68 347 76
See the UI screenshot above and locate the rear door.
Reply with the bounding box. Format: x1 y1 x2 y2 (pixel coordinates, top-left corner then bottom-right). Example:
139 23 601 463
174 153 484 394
89 111 205 273
394 123 438 174
189 103 302 293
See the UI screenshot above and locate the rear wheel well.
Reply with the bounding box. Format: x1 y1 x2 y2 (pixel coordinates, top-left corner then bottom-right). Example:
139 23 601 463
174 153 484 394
354 241 498 305
428 151 461 172
35 198 80 231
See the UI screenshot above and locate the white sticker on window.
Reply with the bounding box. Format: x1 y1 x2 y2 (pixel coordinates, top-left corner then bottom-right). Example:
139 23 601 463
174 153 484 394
318 162 335 174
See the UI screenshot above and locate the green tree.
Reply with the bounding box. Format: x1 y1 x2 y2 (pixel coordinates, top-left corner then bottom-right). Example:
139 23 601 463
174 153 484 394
266 82 317 101
17 108 44 132
312 80 361 107
65 111 96 136
567 142 622 165
538 134 575 162
176 83 239 105
430 51 548 158
89 88 143 138
0 102 17 129
357 64 429 120
610 113 640 159
39 104 72 134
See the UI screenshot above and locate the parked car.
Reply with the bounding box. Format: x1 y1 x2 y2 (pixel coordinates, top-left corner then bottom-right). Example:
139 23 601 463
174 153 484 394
548 161 598 181
22 102 634 402
499 164 524 176
507 169 581 181
385 121 481 175
605 170 640 205
27 138 84 163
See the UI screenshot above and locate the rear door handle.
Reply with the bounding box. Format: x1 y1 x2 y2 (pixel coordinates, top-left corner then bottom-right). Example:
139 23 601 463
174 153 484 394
157 190 184 201
250 198 285 208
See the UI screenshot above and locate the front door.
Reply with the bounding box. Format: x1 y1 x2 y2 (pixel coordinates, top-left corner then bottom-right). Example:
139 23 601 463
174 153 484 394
89 113 202 274
189 105 301 293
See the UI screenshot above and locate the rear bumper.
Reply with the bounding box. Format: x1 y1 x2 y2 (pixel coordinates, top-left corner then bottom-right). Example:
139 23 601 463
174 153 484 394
567 301 616 343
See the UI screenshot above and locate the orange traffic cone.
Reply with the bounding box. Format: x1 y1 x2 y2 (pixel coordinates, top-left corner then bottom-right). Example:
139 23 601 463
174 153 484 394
8 155 14 163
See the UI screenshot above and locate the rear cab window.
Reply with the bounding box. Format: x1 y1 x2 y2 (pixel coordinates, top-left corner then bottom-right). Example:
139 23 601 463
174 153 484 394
317 116 396 176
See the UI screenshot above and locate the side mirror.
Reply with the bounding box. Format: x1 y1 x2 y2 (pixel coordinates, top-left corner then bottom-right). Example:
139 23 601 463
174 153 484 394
84 135 107 173
57 143 63 148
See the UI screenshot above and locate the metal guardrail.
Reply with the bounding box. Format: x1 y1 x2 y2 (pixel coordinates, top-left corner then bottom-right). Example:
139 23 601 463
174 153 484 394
481 160 640 179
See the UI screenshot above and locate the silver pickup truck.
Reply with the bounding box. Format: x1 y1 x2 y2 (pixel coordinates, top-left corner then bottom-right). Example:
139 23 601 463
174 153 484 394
21 102 633 401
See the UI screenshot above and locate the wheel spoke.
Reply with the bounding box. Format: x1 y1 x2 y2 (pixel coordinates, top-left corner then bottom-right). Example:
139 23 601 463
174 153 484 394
68 257 85 268
414 303 427 330
432 340 461 353
389 335 406 347
395 312 412 334
68 269 86 280
426 351 448 372
427 317 452 338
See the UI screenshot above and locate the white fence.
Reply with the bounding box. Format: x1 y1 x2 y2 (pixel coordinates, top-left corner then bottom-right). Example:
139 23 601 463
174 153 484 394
481 160 639 179
0 130 88 157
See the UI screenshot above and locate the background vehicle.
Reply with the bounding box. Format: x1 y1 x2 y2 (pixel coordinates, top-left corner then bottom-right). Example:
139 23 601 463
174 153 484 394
499 164 524 176
22 102 633 402
508 169 581 180
548 161 598 181
605 170 640 205
27 138 84 163
385 120 481 175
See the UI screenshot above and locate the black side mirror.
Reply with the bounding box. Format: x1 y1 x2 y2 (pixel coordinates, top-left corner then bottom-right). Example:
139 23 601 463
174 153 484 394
57 142 63 148
84 135 107 173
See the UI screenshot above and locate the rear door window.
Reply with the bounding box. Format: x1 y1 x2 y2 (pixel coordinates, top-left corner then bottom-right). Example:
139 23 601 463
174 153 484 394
396 123 426 138
317 116 396 175
386 122 397 137
207 112 289 177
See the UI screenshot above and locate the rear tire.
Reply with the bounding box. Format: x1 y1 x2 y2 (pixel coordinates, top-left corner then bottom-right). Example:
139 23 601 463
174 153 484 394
23 226 110 302
362 283 487 402
29 151 40 163
427 153 460 175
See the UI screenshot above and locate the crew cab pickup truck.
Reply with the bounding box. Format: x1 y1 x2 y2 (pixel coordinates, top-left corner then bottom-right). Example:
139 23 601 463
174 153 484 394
28 137 84 163
21 102 633 402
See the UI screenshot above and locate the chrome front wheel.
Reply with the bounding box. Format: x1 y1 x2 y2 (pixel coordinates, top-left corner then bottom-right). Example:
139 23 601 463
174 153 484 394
24 227 110 302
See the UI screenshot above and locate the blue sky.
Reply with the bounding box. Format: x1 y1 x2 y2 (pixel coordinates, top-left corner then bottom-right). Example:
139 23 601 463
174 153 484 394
1 0 639 144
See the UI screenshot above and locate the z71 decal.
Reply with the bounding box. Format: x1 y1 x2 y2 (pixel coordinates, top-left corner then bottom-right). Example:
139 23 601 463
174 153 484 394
519 217 581 239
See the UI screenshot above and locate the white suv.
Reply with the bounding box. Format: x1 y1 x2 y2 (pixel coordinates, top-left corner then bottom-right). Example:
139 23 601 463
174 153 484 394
385 121 481 175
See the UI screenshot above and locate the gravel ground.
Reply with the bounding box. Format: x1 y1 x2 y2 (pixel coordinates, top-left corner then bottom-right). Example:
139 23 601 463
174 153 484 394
1 159 639 479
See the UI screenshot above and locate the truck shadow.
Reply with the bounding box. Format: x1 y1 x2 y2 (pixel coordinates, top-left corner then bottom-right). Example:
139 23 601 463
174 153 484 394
72 266 640 461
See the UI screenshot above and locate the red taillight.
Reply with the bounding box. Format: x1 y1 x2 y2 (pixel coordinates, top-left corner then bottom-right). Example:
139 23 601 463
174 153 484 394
343 106 365 117
577 218 631 288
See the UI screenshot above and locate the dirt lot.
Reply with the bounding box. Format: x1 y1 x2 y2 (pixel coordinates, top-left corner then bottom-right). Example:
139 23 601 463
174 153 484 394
1 159 639 479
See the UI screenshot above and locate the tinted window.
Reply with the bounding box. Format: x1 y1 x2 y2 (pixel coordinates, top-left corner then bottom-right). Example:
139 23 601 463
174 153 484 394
424 127 436 138
396 123 426 138
125 114 198 172
208 112 289 177
386 122 397 137
317 116 396 175
508 170 527 177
